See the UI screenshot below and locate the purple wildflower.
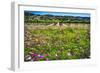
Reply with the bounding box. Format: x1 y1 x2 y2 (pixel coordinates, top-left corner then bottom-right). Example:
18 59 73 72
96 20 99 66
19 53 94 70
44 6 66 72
37 55 44 58
31 54 38 56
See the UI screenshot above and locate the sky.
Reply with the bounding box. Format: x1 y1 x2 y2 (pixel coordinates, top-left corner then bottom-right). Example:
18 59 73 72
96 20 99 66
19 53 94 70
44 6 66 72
26 11 90 17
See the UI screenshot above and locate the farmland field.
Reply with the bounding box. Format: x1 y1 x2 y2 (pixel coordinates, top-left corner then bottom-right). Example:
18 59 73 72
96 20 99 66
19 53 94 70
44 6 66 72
24 11 90 62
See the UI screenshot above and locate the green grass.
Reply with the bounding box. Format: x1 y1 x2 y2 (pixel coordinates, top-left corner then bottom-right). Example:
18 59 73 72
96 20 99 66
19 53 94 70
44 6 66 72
24 25 90 61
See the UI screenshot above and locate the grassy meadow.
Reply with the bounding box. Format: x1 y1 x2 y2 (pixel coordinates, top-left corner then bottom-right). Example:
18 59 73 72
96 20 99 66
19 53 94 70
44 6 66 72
24 11 90 62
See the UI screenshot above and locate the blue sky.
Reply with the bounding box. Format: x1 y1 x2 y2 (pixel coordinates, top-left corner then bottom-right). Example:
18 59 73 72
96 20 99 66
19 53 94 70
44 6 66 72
27 11 90 17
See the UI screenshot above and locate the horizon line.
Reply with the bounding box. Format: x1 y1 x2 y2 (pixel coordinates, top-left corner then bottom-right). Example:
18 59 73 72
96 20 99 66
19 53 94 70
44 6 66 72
25 11 90 17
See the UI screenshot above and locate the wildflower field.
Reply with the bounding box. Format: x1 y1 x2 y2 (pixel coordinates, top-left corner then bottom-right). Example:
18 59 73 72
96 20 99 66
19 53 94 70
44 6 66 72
24 11 90 62
24 24 90 61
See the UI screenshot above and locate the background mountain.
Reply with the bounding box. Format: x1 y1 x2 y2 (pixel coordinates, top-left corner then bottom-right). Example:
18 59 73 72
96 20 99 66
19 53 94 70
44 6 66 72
24 11 90 24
